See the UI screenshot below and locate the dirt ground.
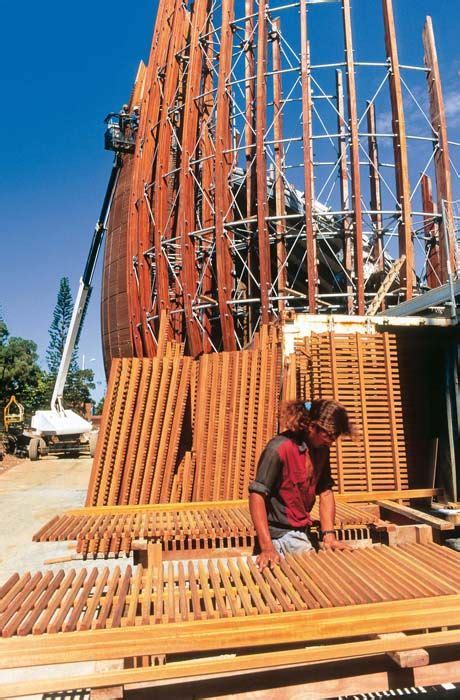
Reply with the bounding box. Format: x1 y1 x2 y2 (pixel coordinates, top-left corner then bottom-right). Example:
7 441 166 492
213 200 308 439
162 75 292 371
0 454 108 580
0 452 23 472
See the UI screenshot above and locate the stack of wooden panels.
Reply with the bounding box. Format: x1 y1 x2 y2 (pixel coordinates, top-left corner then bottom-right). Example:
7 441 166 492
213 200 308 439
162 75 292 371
86 325 281 506
285 332 409 494
1 544 459 637
32 501 378 559
86 354 193 506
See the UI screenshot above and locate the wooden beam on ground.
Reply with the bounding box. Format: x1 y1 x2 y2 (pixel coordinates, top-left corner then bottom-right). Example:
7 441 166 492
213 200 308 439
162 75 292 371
76 488 445 516
3 626 460 698
338 489 443 503
377 632 429 669
378 500 454 530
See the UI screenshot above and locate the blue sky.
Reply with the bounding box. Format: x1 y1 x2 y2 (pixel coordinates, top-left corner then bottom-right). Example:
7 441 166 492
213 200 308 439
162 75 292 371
0 0 459 403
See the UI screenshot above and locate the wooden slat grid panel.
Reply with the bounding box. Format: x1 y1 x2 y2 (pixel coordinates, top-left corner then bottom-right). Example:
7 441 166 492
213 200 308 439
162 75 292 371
86 354 193 506
87 326 280 506
191 326 281 501
300 332 409 494
1 544 459 637
32 502 378 558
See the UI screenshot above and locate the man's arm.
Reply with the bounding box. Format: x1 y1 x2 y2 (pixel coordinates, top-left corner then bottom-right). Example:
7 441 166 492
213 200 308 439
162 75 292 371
249 492 281 570
319 489 350 550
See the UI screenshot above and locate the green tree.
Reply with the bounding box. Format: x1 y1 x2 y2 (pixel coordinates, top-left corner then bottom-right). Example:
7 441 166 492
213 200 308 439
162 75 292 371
94 395 105 415
45 277 95 414
0 321 47 423
65 368 96 411
46 277 78 373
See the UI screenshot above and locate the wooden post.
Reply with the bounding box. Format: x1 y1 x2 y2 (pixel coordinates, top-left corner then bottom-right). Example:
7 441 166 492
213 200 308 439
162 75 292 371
382 0 414 299
367 102 384 273
245 0 257 329
150 0 188 341
423 16 456 282
215 0 237 349
126 0 172 356
300 0 316 313
200 24 215 352
421 174 441 288
272 19 287 314
336 69 353 314
256 0 272 323
177 0 210 356
342 0 365 314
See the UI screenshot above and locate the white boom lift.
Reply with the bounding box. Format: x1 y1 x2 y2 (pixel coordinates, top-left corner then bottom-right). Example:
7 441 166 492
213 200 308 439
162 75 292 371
29 157 122 460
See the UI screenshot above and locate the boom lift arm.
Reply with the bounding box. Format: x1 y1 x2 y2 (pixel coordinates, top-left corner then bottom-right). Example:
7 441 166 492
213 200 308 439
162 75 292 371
51 157 122 412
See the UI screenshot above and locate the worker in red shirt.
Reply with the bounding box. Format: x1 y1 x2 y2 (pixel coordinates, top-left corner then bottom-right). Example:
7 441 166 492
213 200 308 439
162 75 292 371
249 399 354 570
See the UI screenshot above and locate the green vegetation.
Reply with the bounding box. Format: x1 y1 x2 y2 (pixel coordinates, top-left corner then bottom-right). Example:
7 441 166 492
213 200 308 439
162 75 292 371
0 319 45 422
44 277 95 412
0 278 95 425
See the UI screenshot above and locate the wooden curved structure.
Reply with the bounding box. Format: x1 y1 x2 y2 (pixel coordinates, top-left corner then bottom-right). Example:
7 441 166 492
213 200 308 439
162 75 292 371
101 0 457 367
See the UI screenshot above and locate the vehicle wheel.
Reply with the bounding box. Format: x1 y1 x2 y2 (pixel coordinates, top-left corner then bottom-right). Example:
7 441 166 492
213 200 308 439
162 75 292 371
39 438 48 456
28 437 40 461
89 432 98 458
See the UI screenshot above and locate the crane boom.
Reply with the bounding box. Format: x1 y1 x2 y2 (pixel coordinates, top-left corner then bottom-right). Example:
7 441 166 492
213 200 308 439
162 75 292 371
51 157 122 412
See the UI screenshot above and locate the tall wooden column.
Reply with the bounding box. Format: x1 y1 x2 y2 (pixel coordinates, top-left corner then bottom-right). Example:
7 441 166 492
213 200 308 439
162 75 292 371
300 0 316 313
342 0 365 314
382 0 414 299
423 16 456 283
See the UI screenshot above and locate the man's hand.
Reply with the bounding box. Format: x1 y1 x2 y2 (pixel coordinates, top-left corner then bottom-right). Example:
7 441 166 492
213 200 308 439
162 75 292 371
320 533 352 551
256 547 281 570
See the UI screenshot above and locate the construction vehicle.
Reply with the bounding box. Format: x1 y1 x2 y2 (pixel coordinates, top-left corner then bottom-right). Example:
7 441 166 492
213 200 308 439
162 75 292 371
29 142 125 460
0 396 28 459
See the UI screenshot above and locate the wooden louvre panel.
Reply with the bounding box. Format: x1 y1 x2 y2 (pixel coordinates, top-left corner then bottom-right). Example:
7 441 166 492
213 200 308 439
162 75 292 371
32 501 378 558
2 543 460 637
86 349 192 507
86 325 281 506
192 325 281 501
291 332 410 494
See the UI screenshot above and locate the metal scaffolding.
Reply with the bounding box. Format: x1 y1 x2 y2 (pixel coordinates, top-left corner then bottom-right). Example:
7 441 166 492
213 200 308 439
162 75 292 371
102 0 460 361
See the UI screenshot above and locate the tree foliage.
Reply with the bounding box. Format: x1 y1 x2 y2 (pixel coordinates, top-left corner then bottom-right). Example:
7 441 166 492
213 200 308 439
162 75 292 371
46 277 79 374
0 320 47 423
44 277 95 413
0 277 97 427
94 395 105 415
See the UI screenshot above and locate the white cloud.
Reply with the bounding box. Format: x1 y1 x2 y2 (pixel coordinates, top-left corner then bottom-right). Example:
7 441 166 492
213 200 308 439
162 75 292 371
444 87 460 128
376 109 393 133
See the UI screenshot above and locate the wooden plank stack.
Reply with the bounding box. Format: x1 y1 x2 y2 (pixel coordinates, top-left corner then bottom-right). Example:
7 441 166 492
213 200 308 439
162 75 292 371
86 325 281 506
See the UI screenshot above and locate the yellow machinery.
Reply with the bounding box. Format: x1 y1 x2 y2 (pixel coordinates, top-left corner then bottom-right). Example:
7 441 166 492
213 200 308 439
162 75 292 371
3 396 24 432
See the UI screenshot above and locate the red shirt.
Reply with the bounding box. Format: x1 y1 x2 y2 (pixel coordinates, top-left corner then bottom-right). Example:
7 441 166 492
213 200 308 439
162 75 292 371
249 431 334 537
